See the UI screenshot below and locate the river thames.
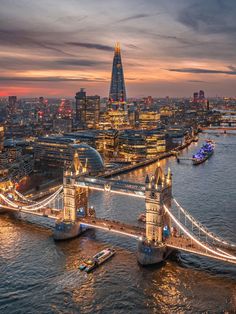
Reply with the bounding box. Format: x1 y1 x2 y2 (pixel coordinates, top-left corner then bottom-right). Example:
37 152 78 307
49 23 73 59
0 133 236 313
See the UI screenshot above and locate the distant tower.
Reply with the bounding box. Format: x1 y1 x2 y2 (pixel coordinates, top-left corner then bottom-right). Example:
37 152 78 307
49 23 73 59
109 42 127 105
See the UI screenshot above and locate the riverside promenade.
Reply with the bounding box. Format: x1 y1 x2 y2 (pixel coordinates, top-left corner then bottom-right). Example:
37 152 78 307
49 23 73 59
100 137 195 178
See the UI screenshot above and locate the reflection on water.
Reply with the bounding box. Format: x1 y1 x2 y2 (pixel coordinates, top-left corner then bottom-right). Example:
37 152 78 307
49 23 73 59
0 133 236 313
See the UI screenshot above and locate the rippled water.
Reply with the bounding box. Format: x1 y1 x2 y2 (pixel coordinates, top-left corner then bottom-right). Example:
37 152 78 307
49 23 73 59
0 133 236 313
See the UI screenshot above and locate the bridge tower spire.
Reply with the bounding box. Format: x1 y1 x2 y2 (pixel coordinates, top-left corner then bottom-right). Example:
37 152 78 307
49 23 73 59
138 164 172 265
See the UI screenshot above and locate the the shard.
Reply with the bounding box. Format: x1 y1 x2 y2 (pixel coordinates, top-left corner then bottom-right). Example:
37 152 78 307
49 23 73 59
109 42 126 104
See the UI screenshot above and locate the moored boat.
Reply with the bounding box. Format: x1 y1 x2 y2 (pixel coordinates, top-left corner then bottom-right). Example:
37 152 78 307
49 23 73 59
79 248 116 273
192 141 215 165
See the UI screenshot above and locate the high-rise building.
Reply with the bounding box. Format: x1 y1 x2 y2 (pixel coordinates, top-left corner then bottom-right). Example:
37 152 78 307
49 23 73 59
58 99 72 119
7 96 17 118
199 90 205 100
75 88 87 128
75 89 100 129
0 124 4 152
109 42 126 105
193 92 198 103
86 95 100 128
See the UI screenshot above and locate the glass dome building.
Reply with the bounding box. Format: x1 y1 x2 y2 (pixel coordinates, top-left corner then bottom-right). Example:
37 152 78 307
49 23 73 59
70 143 104 174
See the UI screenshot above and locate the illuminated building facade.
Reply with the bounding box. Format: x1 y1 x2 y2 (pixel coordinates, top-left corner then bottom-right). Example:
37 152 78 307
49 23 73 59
86 95 100 128
109 43 126 105
0 140 34 182
34 136 104 174
63 129 118 159
105 109 129 129
137 111 161 129
75 89 100 129
118 130 166 161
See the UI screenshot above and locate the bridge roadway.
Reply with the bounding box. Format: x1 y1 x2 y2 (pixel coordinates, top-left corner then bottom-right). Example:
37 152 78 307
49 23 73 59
79 217 145 239
1 200 236 264
165 236 236 265
76 217 236 264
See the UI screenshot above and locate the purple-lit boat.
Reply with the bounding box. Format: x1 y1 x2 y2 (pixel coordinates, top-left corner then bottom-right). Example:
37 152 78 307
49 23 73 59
192 141 215 165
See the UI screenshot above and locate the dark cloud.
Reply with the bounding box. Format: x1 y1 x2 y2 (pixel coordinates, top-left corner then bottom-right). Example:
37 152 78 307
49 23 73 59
0 76 106 82
125 44 140 49
118 13 152 23
0 56 108 71
167 67 236 75
56 15 88 24
0 29 75 56
66 42 113 51
56 58 108 67
177 0 236 35
188 80 208 83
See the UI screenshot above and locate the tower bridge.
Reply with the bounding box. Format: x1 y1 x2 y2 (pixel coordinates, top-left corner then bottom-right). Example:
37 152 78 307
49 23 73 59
0 151 236 266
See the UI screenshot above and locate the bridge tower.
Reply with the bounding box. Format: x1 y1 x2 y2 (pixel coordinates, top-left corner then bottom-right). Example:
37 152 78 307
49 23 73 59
53 150 88 240
63 150 88 221
137 165 172 265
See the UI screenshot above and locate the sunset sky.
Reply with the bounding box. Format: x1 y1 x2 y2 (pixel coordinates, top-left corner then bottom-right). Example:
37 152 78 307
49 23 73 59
1 0 236 97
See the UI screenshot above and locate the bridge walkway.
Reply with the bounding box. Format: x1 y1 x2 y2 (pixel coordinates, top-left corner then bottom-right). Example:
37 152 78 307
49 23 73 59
79 217 145 239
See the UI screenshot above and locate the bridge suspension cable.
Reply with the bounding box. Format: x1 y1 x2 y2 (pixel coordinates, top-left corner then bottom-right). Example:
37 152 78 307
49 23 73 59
172 198 235 248
20 186 63 209
14 190 36 204
164 204 236 261
0 186 63 212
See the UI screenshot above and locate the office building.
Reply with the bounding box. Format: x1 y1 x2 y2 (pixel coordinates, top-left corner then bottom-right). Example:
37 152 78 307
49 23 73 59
34 136 104 174
137 111 161 129
86 95 100 128
193 92 199 103
75 89 100 129
118 129 166 161
199 90 205 101
75 88 87 128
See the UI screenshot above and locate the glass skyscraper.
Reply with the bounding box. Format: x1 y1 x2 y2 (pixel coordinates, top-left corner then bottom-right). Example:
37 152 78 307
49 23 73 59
109 42 126 104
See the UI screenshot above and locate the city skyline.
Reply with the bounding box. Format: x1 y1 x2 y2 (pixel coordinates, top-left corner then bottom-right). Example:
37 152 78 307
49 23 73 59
1 0 236 97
